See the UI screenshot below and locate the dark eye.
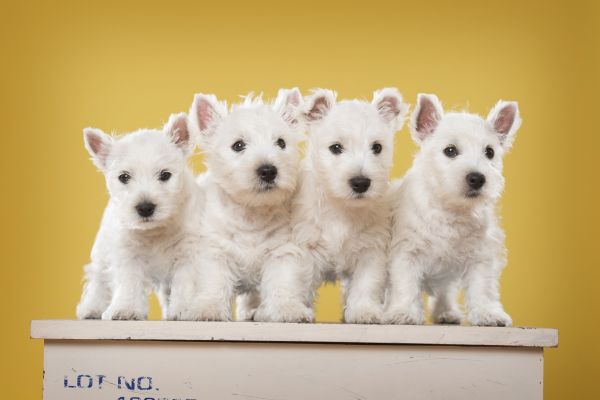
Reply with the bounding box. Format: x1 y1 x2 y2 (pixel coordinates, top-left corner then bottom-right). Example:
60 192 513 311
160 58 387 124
276 138 286 149
443 145 459 158
159 170 172 182
329 143 343 155
372 142 382 155
232 140 246 152
118 172 131 184
485 146 495 159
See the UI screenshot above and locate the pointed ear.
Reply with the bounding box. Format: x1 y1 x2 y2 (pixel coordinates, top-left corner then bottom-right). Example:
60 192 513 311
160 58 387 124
274 87 304 130
303 89 336 125
83 127 113 170
410 93 444 143
372 87 408 131
188 93 227 145
164 113 193 155
487 101 521 149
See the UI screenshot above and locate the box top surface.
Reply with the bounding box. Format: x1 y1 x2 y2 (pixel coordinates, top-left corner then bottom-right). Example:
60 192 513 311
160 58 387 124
30 320 558 347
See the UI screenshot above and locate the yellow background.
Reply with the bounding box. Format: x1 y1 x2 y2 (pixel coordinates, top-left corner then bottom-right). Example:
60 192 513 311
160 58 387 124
1 0 598 397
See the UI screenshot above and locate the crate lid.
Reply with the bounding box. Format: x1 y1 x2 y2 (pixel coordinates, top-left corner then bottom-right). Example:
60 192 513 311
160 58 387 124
30 320 558 347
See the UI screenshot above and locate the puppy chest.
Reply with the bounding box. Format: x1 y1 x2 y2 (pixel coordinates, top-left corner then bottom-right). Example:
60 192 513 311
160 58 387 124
225 230 286 270
413 228 488 273
139 250 176 279
317 217 356 253
116 238 182 278
317 225 377 272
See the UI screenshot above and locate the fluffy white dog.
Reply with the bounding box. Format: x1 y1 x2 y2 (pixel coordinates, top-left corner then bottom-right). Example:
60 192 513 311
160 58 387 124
186 88 314 322
76 114 205 320
385 94 521 326
292 88 408 323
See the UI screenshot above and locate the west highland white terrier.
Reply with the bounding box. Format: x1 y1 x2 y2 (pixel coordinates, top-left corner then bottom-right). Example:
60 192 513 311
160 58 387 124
186 88 314 322
76 114 205 320
292 88 408 323
385 93 521 326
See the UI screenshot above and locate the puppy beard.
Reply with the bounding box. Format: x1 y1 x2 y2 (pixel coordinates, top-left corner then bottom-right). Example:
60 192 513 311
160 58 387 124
324 176 383 207
254 181 288 205
217 167 297 208
235 185 292 208
119 205 175 231
437 185 498 210
346 193 384 209
121 216 161 231
468 189 502 207
257 181 277 193
465 188 483 199
465 177 503 203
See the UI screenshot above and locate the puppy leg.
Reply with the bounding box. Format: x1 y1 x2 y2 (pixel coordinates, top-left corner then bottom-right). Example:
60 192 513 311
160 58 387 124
429 281 463 324
255 248 314 323
464 262 512 327
170 251 234 321
156 283 171 320
384 251 425 325
343 248 386 324
235 292 260 321
101 260 149 320
167 263 199 321
76 263 111 319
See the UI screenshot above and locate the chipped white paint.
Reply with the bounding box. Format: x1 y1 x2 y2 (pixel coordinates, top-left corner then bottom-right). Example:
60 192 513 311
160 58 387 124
32 321 557 400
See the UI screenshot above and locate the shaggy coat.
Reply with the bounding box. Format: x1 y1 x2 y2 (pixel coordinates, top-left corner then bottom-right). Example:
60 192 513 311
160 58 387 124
185 89 314 322
385 94 521 326
76 114 205 320
292 88 408 323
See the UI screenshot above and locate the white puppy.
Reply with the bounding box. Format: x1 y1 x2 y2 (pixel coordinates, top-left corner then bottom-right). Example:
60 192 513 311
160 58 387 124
385 94 521 326
186 88 313 322
292 88 408 323
76 114 204 320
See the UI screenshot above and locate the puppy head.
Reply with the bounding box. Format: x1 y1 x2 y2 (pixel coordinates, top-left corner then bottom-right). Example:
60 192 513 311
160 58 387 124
303 88 407 206
84 113 194 230
189 88 304 207
410 93 521 206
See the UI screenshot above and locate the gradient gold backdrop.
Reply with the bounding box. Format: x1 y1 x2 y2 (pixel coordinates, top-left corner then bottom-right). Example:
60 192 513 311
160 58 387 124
1 0 598 398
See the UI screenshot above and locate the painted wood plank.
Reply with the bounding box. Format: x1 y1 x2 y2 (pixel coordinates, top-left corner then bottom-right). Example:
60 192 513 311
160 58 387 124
44 340 545 400
31 320 558 347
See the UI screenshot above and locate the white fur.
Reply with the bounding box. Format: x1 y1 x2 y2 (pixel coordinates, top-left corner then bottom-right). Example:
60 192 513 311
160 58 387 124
186 88 314 322
76 114 206 321
385 93 521 326
292 88 408 323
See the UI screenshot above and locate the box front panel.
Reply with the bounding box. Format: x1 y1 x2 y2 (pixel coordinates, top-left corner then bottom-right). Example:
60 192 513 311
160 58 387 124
44 340 543 400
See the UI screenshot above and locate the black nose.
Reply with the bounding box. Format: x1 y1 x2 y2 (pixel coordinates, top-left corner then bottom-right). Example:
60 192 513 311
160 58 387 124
466 172 486 190
257 164 278 183
135 201 156 218
349 176 371 194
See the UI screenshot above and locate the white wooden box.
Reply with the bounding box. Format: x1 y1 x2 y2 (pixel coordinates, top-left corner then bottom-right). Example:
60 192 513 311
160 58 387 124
31 320 558 400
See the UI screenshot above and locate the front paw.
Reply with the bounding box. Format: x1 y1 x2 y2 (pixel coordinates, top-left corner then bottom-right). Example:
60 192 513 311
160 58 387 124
76 307 103 320
236 306 257 321
433 309 463 325
169 301 229 321
254 302 314 323
344 303 384 324
384 306 424 325
101 306 147 321
468 308 512 327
